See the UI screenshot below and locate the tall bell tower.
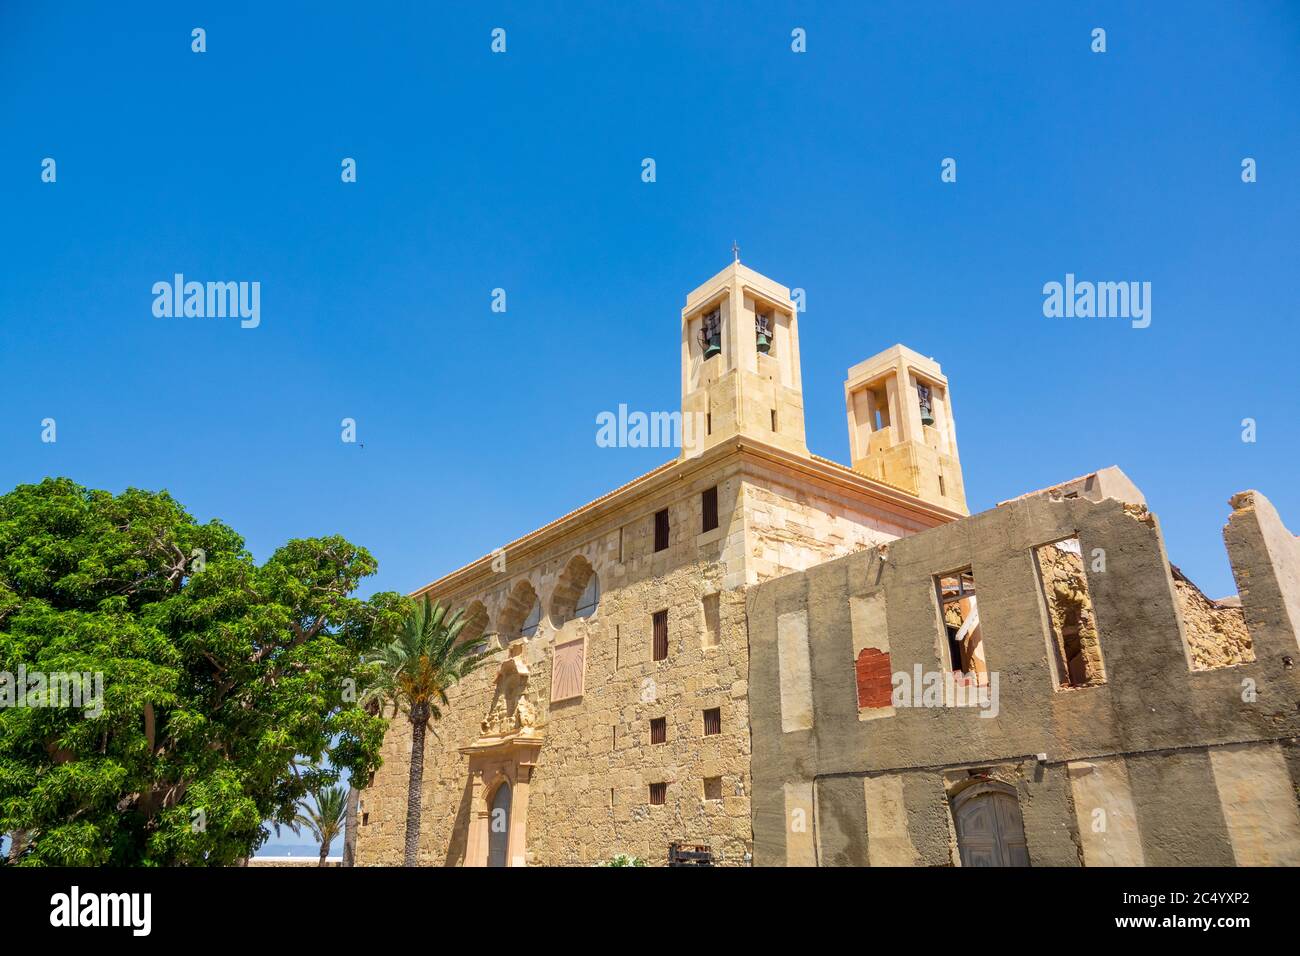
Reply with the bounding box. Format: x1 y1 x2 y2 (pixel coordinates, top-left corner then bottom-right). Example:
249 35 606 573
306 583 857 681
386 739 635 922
679 260 808 459
844 344 968 514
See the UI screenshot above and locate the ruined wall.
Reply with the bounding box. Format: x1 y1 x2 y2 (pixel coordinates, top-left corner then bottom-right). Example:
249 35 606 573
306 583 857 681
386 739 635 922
1172 568 1253 670
748 485 1300 866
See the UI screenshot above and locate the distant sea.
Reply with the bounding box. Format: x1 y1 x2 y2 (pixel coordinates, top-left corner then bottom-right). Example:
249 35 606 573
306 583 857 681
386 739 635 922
257 842 328 858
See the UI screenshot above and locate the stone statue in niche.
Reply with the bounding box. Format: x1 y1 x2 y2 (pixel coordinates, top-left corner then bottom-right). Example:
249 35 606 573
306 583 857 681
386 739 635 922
480 640 539 737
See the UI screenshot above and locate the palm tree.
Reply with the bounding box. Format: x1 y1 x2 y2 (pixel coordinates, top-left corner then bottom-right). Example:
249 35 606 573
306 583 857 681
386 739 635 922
293 785 348 866
362 598 490 867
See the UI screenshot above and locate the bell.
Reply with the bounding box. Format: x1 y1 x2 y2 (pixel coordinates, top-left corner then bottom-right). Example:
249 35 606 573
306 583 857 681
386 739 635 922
702 335 721 360
756 332 771 354
921 408 935 427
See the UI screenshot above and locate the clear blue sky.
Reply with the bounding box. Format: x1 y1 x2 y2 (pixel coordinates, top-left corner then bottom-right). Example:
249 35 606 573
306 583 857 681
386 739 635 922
2 0 1296 610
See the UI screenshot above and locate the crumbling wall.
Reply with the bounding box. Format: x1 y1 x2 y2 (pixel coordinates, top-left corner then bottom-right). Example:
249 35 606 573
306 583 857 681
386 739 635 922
747 478 1300 867
1172 566 1253 670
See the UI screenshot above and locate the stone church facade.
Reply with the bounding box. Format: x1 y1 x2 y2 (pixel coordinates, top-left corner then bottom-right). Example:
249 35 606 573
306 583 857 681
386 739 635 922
355 262 1300 866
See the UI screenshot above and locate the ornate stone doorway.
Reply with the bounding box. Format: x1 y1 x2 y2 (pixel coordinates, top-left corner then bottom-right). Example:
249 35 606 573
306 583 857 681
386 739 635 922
460 640 543 867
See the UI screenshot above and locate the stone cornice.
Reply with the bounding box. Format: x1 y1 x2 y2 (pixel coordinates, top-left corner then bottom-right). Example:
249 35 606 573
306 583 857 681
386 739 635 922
411 437 961 600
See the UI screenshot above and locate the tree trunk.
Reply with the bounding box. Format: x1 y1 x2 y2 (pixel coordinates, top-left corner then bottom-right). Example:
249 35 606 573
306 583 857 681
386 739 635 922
318 838 331 867
342 785 360 867
403 715 428 867
7 830 29 864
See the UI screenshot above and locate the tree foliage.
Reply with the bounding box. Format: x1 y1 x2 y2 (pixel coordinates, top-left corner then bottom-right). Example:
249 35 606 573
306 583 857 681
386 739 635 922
0 477 404 866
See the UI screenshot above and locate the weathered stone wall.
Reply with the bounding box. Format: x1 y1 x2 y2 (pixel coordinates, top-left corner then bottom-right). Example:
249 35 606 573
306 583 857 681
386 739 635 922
354 438 951 866
356 459 754 866
748 484 1300 866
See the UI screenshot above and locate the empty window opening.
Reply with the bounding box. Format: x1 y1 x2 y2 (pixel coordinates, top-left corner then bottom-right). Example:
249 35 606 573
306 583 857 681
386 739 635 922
652 609 669 661
770 409 778 431
702 486 719 533
654 508 669 552
615 623 621 668
706 412 712 435
702 592 720 648
612 726 617 750
618 526 624 563
702 707 721 736
936 568 987 686
650 717 667 745
869 384 891 432
939 473 946 497
649 782 667 805
703 777 723 801
1034 537 1106 688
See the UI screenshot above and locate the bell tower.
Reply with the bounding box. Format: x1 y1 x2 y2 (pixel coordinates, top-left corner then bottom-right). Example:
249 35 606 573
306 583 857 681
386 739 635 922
679 260 807 459
844 344 968 514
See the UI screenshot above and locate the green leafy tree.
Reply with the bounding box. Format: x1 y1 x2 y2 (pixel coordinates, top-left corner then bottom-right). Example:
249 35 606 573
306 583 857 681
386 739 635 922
362 597 490 866
293 784 347 866
0 477 404 866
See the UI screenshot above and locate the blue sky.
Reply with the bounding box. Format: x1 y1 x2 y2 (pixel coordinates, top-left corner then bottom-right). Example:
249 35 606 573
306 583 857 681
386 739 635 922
2 0 1296 619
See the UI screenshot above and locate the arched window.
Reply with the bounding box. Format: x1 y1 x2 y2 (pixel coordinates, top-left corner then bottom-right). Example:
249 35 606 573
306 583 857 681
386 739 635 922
520 599 541 638
499 580 541 642
458 601 489 646
549 555 599 626
575 573 600 619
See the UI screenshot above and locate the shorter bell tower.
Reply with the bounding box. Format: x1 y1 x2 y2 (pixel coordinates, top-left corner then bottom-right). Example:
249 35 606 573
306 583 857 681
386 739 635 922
844 345 968 514
680 261 807 459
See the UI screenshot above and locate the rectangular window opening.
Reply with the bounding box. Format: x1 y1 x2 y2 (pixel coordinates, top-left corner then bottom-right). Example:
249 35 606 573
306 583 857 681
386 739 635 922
702 486 719 533
652 609 669 661
650 716 666 745
654 508 669 552
703 777 723 801
1034 536 1106 688
935 568 987 688
649 782 667 806
702 707 721 736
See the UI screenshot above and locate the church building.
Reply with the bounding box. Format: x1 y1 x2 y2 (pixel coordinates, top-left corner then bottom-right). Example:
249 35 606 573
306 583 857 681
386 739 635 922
355 262 1300 867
